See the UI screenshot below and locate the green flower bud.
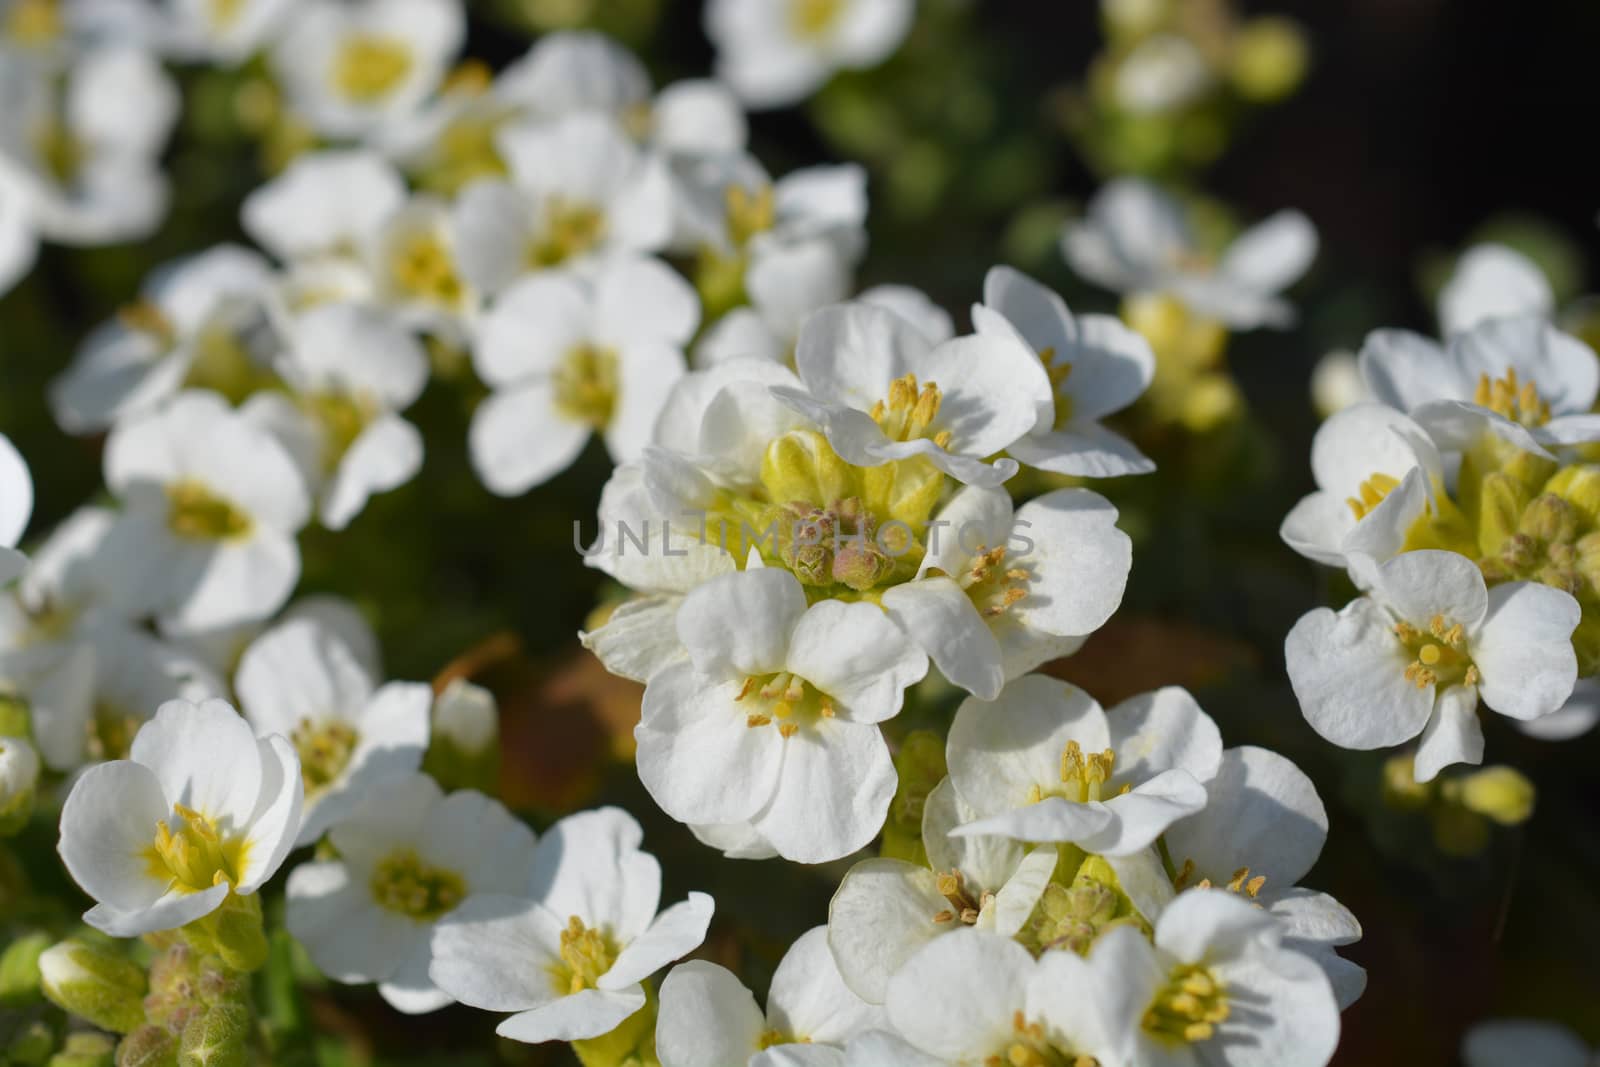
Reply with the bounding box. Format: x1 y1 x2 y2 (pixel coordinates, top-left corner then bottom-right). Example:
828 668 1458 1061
1431 796 1490 858
49 1033 116 1067
1230 17 1310 101
115 1027 179 1067
761 431 855 513
1 734 41 836
177 1002 250 1067
6 1018 55 1065
1474 473 1528 558
1457 766 1536 826
1574 532 1600 598
183 894 267 976
1545 464 1600 528
831 538 895 592
423 679 501 794
880 733 947 866
1 931 51 1006
38 941 148 1035
1519 492 1581 545
1380 754 1432 810
860 456 943 530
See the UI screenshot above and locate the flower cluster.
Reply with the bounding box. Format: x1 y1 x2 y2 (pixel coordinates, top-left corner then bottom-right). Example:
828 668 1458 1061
1282 244 1600 781
15 2 1540 1065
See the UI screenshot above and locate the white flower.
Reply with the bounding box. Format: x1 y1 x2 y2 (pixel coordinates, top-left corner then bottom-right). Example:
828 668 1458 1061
365 193 479 339
1439 243 1553 338
674 157 866 263
881 485 1131 700
241 149 406 268
1062 177 1317 330
973 265 1156 478
469 254 698 494
242 302 429 529
287 772 535 1013
827 777 1056 1003
857 285 954 346
883 928 1108 1066
272 0 465 139
236 614 431 845
56 697 303 937
657 926 885 1067
453 113 673 295
429 806 714 1043
773 302 1054 486
491 29 651 124
1285 550 1580 781
945 675 1219 856
1 506 225 771
98 390 312 633
160 0 297 66
0 46 178 246
1359 315 1600 457
636 567 927 863
1464 1020 1595 1067
1082 888 1340 1067
1516 676 1600 742
0 431 32 582
0 175 36 297
1109 745 1367 1010
695 240 851 367
1278 403 1441 568
49 245 279 435
705 0 914 109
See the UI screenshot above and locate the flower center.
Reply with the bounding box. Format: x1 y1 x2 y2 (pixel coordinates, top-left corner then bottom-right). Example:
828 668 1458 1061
989 1011 1095 1067
1474 367 1550 427
301 391 378 473
390 231 466 308
330 35 414 102
369 850 466 921
1142 964 1229 1045
1393 614 1480 690
957 544 1030 619
185 323 278 403
759 1029 810 1049
427 113 509 193
209 0 243 28
554 916 619 994
1345 472 1399 521
145 805 249 894
1028 741 1128 805
529 199 606 268
290 718 359 795
778 496 901 591
789 0 842 38
725 183 775 247
32 118 83 185
5 0 61 44
552 344 619 428
870 373 952 448
931 868 992 926
166 481 253 541
734 671 834 739
1042 347 1077 430
86 703 142 762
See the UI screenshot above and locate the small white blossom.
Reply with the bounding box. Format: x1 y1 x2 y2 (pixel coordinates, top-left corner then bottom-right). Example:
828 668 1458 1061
429 807 714 1043
287 772 534 1013
705 0 914 109
57 697 303 936
0 431 31 581
657 927 884 1066
1285 550 1580 781
1439 243 1554 338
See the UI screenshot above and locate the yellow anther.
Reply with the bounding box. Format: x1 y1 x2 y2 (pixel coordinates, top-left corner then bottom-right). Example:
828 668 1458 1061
871 373 948 446
1474 367 1551 427
1172 858 1196 890
529 200 607 268
1143 962 1229 1046
1396 614 1478 691
390 231 465 308
932 909 955 923
778 723 799 739
291 718 359 794
1345 472 1400 521
145 806 247 894
443 58 493 95
555 916 618 993
746 714 771 728
725 182 775 247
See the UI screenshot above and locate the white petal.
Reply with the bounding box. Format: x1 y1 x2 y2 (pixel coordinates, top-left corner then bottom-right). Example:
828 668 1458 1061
753 719 896 864
1079 770 1209 857
656 961 765 1067
767 926 884 1043
1164 746 1327 889
429 894 563 1012
287 860 413 983
416 788 537 894
1105 686 1222 786
884 929 1032 1062
785 599 927 723
322 414 423 530
881 579 1004 701
1218 210 1317 297
1357 329 1462 411
1472 582 1580 721
496 986 647 1044
676 568 806 678
1412 685 1484 783
473 272 592 387
1285 599 1433 749
1369 549 1488 628
637 667 784 826
1439 244 1554 337
826 859 949 1004
130 697 264 830
526 806 660 942
947 675 1111 817
600 892 714 990
58 760 171 911
469 383 592 496
1010 423 1155 479
1463 1021 1592 1067
579 595 689 684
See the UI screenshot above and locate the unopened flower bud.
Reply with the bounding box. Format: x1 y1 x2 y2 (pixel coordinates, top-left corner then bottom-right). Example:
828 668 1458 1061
1230 17 1310 102
1544 464 1600 526
1430 799 1490 858
761 431 855 511
1380 754 1432 810
1 734 41 835
38 940 148 1034
1457 766 1536 826
51 1032 116 1066
6 1018 54 1064
432 679 498 758
1 931 50 1006
177 1002 250 1067
183 893 267 975
831 538 894 591
1574 532 1600 597
1519 492 1580 546
1475 473 1527 558
116 1026 178 1067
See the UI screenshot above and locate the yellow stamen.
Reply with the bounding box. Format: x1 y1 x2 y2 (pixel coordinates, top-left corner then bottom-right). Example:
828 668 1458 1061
330 35 414 102
370 850 467 921
166 481 253 542
1345 472 1400 521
